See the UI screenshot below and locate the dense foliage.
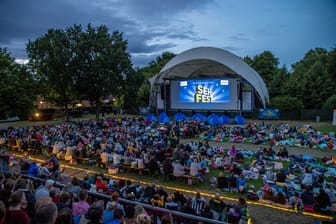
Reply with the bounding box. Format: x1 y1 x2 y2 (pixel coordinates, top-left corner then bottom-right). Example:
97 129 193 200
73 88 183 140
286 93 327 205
245 48 336 110
0 48 37 119
26 24 132 120
269 96 304 111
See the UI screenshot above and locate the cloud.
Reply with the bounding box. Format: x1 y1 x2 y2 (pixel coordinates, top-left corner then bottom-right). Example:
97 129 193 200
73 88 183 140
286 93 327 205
0 0 214 66
229 33 249 42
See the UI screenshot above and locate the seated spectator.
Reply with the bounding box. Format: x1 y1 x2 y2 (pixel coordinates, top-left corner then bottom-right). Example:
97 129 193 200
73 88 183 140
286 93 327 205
314 174 325 188
325 184 336 208
301 167 313 188
217 172 229 190
55 207 72 224
103 201 116 224
263 169 275 184
56 191 72 212
63 177 82 197
124 205 136 224
72 189 89 217
228 173 238 192
165 196 179 211
214 156 224 169
151 194 164 207
237 174 247 193
275 169 286 183
209 193 225 220
28 162 39 177
136 213 151 224
288 192 303 211
181 198 196 216
35 179 55 200
34 202 58 224
107 192 125 216
274 191 287 205
100 150 110 168
148 156 159 176
134 205 147 218
172 160 185 177
160 214 173 224
15 179 36 218
263 189 275 202
37 164 52 179
173 190 186 208
107 208 123 224
301 186 315 209
0 178 15 206
6 190 30 224
96 176 108 192
191 191 205 215
201 204 214 219
86 201 104 224
0 201 5 224
223 155 232 169
315 189 331 212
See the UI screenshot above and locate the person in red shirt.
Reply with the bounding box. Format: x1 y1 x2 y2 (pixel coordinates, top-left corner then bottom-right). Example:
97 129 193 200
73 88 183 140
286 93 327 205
6 191 29 224
95 176 108 192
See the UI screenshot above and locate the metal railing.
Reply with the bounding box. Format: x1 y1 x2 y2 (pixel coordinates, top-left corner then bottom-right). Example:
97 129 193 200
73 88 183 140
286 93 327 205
22 174 228 224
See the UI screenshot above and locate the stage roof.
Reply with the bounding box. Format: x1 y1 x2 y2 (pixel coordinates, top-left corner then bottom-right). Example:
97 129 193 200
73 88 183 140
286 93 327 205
149 47 269 108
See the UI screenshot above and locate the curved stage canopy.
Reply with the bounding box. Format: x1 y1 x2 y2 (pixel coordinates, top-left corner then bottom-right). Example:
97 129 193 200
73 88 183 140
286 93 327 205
149 46 269 109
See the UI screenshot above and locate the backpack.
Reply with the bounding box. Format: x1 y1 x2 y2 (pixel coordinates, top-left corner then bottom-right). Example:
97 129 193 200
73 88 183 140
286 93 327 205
246 191 259 201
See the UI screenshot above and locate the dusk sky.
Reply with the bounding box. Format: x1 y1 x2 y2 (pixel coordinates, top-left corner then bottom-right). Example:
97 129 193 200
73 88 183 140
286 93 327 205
1 0 335 68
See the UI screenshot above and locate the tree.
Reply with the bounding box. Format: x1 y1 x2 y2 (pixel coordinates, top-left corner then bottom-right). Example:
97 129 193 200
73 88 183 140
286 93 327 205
244 51 286 98
269 96 304 111
287 48 335 108
140 52 176 80
27 29 76 121
122 69 145 114
137 52 176 110
27 24 132 120
322 95 336 110
74 25 132 119
0 48 37 118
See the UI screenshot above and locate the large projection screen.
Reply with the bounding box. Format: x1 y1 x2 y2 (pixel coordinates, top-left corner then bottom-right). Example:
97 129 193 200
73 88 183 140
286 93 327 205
170 78 239 110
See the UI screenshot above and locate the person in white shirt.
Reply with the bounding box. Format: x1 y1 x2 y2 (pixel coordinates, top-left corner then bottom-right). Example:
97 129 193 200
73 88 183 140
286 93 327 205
301 168 313 187
173 160 185 177
100 150 110 167
190 158 200 177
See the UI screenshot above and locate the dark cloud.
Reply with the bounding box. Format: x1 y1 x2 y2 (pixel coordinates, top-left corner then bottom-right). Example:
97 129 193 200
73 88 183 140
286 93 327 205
0 0 214 67
131 53 161 68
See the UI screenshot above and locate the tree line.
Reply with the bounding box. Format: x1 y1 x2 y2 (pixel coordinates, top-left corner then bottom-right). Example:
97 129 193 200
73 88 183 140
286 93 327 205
0 23 335 120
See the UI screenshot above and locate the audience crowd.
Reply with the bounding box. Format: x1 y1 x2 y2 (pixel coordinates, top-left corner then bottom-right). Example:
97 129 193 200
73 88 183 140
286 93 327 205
0 116 335 224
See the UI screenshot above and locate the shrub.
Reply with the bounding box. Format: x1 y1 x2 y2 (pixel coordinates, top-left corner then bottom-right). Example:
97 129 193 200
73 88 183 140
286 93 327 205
269 96 304 111
322 94 336 110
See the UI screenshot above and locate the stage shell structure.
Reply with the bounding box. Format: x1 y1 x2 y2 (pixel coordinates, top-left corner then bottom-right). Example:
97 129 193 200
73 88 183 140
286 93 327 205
148 47 269 116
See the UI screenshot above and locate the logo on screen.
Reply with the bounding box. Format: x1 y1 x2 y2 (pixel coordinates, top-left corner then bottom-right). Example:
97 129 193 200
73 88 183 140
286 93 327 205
195 85 211 103
179 79 230 103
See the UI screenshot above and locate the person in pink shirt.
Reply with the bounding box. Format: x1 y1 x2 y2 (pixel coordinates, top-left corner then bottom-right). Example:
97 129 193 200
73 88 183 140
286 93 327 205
72 189 89 217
